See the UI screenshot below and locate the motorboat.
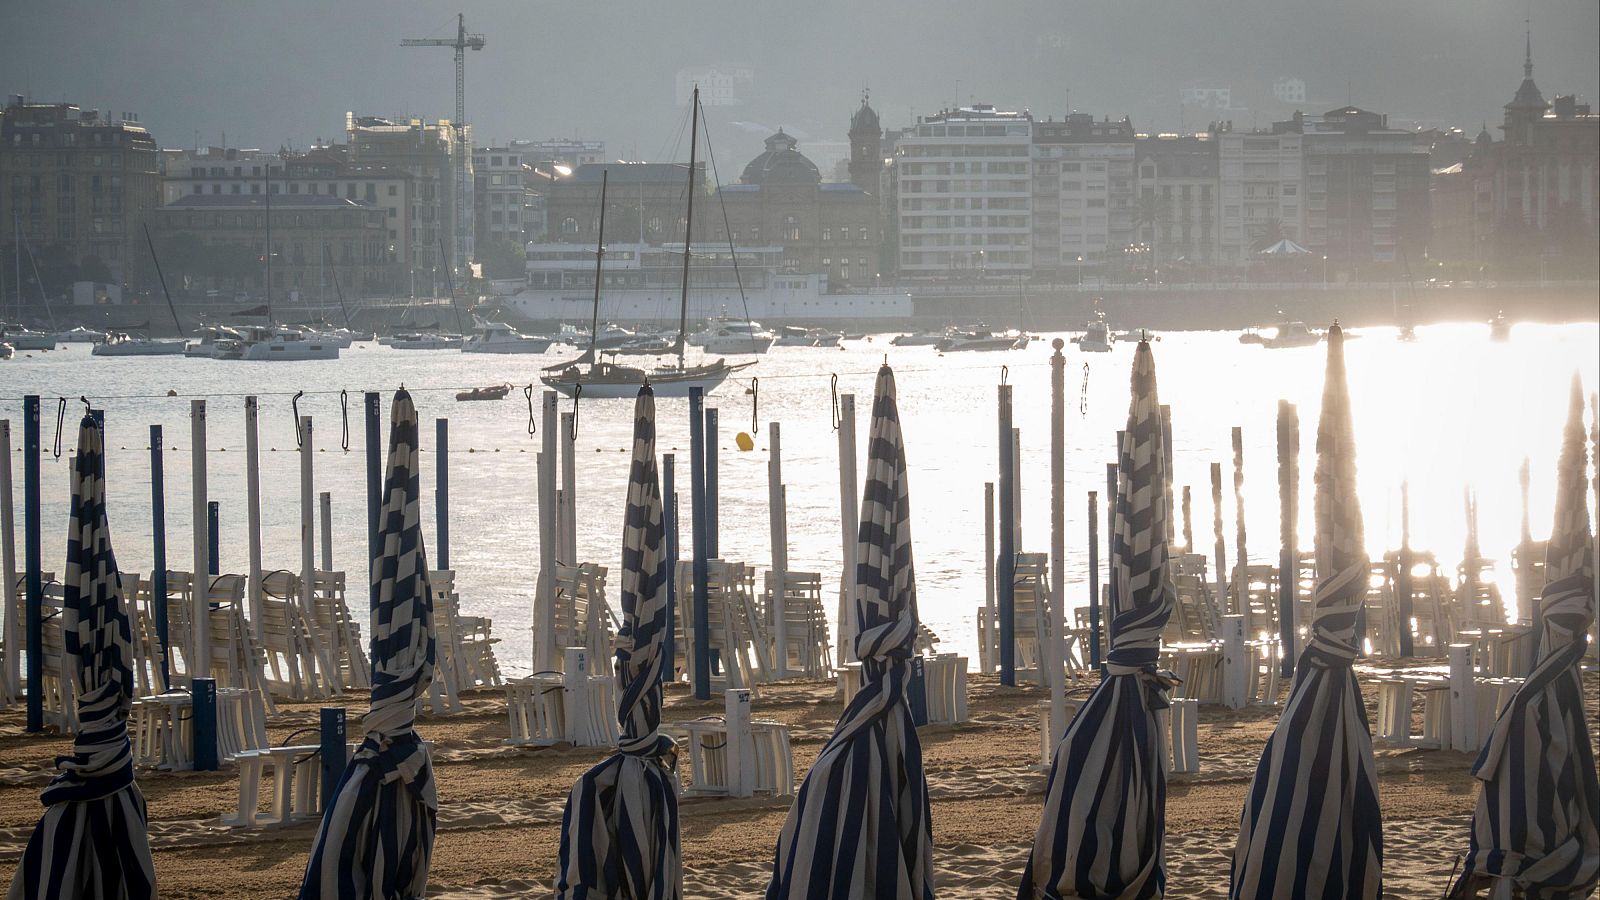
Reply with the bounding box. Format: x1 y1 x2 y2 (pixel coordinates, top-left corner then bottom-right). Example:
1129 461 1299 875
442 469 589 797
1261 321 1322 349
0 342 12 360
1114 330 1158 343
216 325 340 360
91 332 187 356
456 383 514 402
890 331 945 347
1238 327 1264 345
612 333 676 355
558 322 634 350
62 325 107 343
936 328 1024 352
0 324 58 351
1074 311 1114 353
462 321 554 354
185 325 245 358
689 316 774 354
773 325 841 347
388 332 464 350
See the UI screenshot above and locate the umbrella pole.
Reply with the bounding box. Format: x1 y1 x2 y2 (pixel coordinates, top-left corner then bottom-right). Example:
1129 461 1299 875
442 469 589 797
663 453 678 681
705 408 718 559
247 397 265 642
1276 401 1298 675
436 418 450 571
300 416 318 689
319 492 333 572
1088 490 1100 668
1050 340 1066 725
535 391 558 673
1182 486 1193 553
837 394 858 669
363 392 381 620
997 384 1016 687
560 412 577 565
768 422 788 679
984 483 995 673
191 399 211 680
0 419 17 701
1232 426 1248 633
689 387 712 700
22 395 40 732
1105 461 1118 641
1211 463 1227 613
150 424 170 689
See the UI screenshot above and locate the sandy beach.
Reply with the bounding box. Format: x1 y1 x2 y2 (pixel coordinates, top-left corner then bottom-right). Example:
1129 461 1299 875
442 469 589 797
2 669 1591 898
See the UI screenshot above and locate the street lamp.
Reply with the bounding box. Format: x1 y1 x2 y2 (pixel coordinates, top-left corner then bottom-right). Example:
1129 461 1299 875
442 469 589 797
1322 255 1328 291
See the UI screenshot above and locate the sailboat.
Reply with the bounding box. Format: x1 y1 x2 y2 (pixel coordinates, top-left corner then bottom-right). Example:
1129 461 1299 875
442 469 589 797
541 88 754 399
4 214 60 350
93 225 187 356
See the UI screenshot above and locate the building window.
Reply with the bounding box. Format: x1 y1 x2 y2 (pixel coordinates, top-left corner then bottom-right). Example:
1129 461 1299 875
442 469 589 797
822 227 831 241
562 217 578 234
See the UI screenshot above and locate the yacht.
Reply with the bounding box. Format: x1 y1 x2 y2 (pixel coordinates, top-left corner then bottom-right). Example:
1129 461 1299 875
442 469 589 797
773 326 841 347
185 325 244 358
613 333 676 355
1262 321 1322 349
216 325 340 360
936 328 1025 352
389 332 465 350
689 316 774 354
91 332 187 356
0 324 58 351
0 342 13 360
1074 312 1114 353
63 325 107 343
891 331 946 347
462 321 554 354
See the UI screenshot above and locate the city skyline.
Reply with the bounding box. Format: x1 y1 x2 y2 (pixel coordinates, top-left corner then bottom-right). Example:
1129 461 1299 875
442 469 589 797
2 0 1597 171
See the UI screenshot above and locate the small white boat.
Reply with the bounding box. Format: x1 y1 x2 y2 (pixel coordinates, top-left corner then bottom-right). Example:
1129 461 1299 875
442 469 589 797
1262 321 1322 349
689 317 774 354
936 328 1024 352
462 321 553 354
773 325 841 347
0 324 58 351
389 332 465 350
0 342 13 360
91 332 187 356
1074 312 1114 353
217 325 340 360
541 357 754 398
890 332 945 347
63 325 107 343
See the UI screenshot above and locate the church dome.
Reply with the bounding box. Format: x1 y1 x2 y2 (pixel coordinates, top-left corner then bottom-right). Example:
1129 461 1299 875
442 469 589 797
740 130 820 185
851 99 880 135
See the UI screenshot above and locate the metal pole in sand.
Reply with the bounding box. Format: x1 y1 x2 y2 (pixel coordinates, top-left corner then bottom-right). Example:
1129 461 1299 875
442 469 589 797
560 411 577 565
0 419 16 700
997 383 1016 687
1161 404 1175 547
299 416 315 683
319 492 333 572
535 391 558 672
1276 402 1297 676
23 396 41 731
1050 339 1066 734
768 421 788 679
364 393 381 618
663 453 678 681
150 425 169 688
837 394 858 668
191 399 211 680
705 407 719 560
435 418 450 570
1211 462 1227 613
1088 490 1101 669
689 387 712 700
246 397 265 640
1105 459 1118 641
207 502 220 575
1232 426 1248 629
984 482 995 673
1182 485 1193 554
1397 481 1415 658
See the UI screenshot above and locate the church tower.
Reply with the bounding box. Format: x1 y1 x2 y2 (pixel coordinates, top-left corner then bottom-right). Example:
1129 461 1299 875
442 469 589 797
848 90 882 195
1502 23 1548 145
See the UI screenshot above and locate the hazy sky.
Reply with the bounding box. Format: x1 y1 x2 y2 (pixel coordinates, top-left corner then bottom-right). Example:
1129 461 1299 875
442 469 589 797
3 0 1596 173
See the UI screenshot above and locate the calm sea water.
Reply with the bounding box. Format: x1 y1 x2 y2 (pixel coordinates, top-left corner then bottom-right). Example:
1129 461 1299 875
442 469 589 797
3 322 1596 674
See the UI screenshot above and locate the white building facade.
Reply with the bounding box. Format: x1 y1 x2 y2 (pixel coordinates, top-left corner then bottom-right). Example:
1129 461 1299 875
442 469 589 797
1217 128 1304 265
895 105 1033 275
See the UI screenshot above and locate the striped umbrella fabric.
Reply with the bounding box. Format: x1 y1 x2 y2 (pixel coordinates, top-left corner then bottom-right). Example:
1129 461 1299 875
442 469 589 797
1449 377 1598 899
9 414 156 900
300 390 437 900
556 384 682 899
1018 339 1178 900
1230 324 1382 899
767 364 933 900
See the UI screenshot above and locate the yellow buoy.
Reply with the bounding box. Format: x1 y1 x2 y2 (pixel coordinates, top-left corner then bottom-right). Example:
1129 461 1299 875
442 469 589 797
735 432 754 452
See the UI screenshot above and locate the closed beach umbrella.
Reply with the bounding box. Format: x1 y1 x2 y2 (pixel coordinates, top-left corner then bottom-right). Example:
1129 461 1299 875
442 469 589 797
1017 339 1178 900
8 414 156 900
1230 324 1382 899
1449 377 1597 899
556 384 682 899
766 364 933 900
300 389 437 900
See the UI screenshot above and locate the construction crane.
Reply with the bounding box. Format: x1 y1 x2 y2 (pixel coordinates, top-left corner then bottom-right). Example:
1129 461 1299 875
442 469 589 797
402 13 485 284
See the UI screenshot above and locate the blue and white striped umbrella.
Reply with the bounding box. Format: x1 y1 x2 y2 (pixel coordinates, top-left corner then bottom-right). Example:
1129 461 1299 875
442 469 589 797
300 390 437 900
556 384 682 899
1018 339 1177 900
9 414 156 900
1230 324 1382 899
1449 377 1597 899
766 364 934 900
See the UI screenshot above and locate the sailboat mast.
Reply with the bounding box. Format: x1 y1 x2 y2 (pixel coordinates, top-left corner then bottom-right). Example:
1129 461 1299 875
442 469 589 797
263 163 273 323
144 224 184 337
677 86 700 371
588 169 608 362
325 243 352 329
